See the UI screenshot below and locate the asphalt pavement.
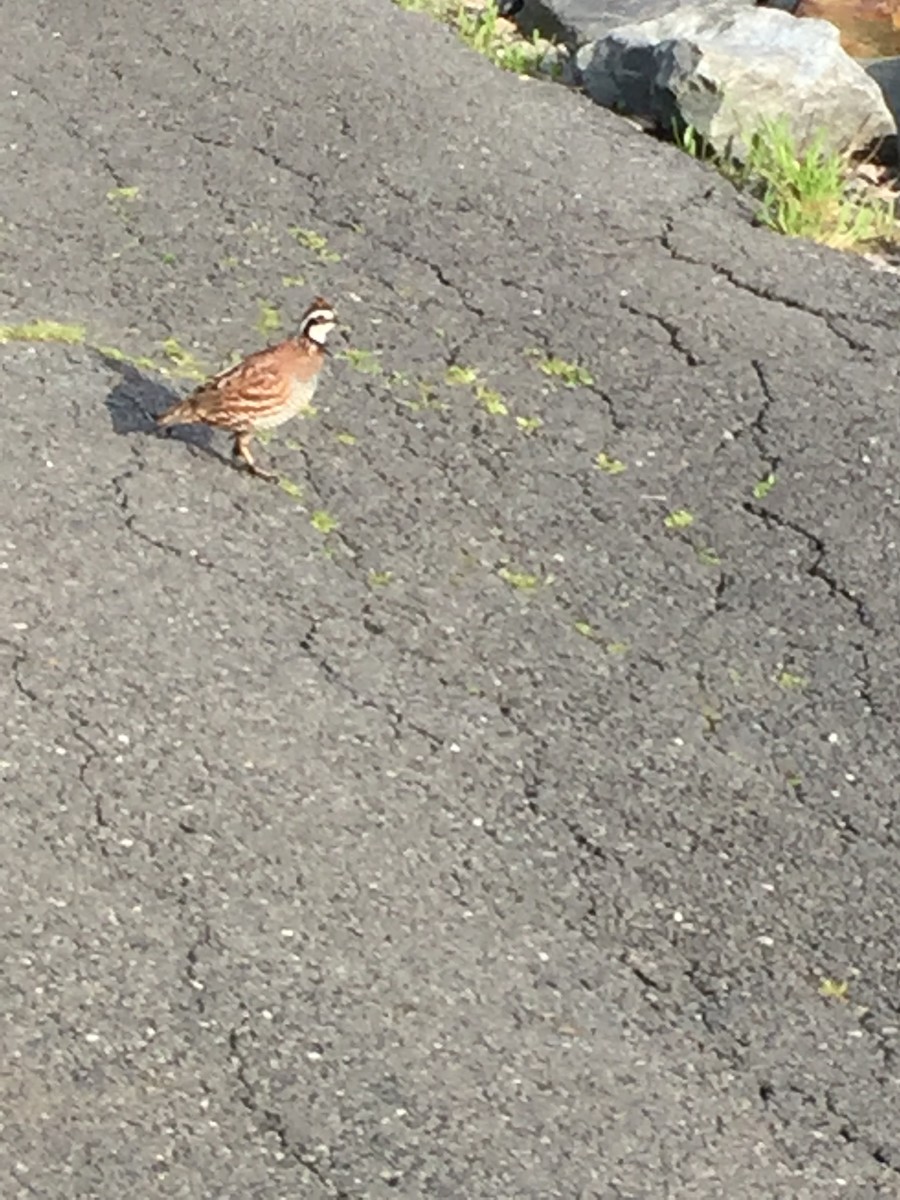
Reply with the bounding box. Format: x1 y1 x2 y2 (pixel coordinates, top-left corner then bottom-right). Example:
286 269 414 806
2 1 900 1196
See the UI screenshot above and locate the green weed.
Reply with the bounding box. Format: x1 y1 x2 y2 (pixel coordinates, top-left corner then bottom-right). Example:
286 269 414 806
676 116 899 253
664 508 694 530
311 509 340 534
475 384 509 416
256 301 283 336
594 451 626 475
445 364 479 385
394 0 547 75
528 349 594 387
0 319 86 345
289 226 342 262
753 472 777 500
339 347 382 375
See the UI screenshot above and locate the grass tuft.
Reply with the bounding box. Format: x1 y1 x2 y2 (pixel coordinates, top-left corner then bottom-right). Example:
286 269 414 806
675 116 899 253
393 0 549 75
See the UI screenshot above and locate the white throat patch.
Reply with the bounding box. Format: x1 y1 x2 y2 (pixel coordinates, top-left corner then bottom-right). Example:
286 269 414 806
304 310 336 345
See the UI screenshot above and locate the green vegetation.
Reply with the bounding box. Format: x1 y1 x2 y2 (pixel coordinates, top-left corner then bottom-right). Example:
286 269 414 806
571 622 629 655
498 566 544 591
278 478 304 499
695 545 721 566
106 185 140 202
0 319 86 345
664 508 694 530
256 301 283 336
776 668 808 691
339 347 382 375
675 116 899 253
289 226 342 262
475 384 509 417
445 364 479 386
368 570 394 587
0 319 205 382
396 378 448 413
311 509 340 534
528 349 594 388
160 337 207 380
818 977 849 1001
594 451 626 475
515 415 543 434
753 472 777 500
393 0 548 75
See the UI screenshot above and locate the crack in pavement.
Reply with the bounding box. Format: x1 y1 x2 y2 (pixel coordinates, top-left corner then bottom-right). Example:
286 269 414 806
617 297 701 367
660 217 879 356
228 1022 354 1199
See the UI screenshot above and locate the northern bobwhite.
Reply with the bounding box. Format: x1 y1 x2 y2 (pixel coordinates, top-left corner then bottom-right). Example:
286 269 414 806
155 296 338 480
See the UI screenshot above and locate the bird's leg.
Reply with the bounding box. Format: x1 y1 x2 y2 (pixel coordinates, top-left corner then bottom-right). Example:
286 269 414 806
232 431 277 482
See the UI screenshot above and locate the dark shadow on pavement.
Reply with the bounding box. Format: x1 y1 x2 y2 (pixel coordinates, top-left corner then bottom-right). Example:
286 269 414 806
97 351 233 470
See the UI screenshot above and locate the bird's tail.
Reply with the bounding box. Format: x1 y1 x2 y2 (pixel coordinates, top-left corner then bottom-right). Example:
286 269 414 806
155 396 200 429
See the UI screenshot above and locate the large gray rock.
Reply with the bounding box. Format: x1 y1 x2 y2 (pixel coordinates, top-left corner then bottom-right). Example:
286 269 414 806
508 0 795 48
575 5 895 160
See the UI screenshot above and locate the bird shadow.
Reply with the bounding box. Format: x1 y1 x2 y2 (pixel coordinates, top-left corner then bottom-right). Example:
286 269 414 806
98 351 234 470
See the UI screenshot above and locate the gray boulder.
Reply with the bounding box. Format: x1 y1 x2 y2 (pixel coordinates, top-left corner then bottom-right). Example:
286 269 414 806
862 57 900 134
508 0 794 48
575 5 895 160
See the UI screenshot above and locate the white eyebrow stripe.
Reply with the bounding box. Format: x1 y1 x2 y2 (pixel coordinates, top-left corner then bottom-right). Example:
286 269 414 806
303 308 336 327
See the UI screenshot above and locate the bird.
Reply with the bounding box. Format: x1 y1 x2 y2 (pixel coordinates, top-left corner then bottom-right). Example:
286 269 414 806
154 296 338 481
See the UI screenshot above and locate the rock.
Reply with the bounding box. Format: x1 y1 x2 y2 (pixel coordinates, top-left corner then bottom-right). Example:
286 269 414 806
507 0 791 48
862 54 900 132
795 0 900 57
575 5 896 160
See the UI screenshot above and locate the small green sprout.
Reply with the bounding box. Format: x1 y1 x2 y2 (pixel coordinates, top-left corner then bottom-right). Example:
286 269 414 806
278 478 304 499
159 337 206 379
664 509 694 530
96 345 159 371
445 364 479 386
311 509 339 534
498 566 547 591
475 385 508 417
0 319 86 345
776 669 807 691
594 451 626 475
533 354 594 387
256 301 283 335
818 978 849 1001
106 185 140 202
516 415 543 434
753 473 777 500
289 226 342 262
339 347 382 375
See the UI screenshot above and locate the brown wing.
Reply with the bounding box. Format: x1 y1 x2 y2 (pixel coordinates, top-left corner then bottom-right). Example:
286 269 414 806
187 343 294 430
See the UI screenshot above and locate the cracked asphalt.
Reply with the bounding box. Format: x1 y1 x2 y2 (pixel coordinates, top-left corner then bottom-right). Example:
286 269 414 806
2 1 900 1196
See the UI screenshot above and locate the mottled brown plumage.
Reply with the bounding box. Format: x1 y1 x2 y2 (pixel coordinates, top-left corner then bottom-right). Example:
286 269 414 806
156 296 337 480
